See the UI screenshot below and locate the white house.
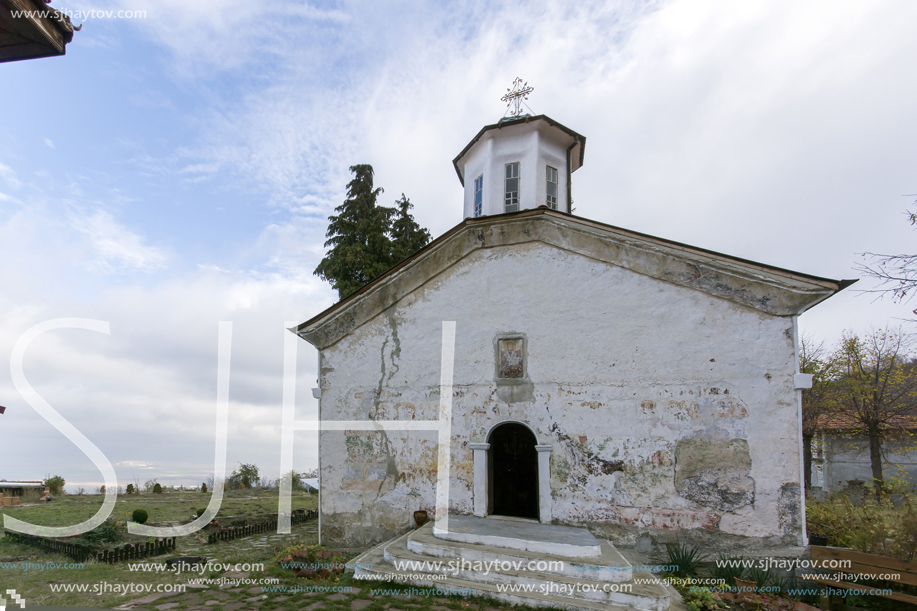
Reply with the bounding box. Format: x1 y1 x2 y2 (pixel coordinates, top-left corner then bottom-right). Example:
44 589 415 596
295 113 852 553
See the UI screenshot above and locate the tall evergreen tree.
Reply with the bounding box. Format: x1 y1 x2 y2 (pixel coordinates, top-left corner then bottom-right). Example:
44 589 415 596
390 193 431 263
314 165 393 299
315 167 430 299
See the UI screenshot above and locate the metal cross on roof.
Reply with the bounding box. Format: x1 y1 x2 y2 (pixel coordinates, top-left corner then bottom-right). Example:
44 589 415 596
501 78 534 117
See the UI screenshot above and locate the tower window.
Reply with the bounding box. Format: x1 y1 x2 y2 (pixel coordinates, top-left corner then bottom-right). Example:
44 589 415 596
505 163 519 212
474 174 483 217
546 166 558 210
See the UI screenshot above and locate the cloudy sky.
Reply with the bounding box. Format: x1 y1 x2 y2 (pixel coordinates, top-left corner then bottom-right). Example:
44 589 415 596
1 0 915 490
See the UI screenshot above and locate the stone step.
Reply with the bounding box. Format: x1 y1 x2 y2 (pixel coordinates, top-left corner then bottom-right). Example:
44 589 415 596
382 530 669 610
407 523 633 582
348 534 640 611
432 515 602 557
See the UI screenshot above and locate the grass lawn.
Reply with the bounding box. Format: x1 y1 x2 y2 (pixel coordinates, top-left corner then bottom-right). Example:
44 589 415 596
0 489 319 608
1 488 316 528
0 490 530 610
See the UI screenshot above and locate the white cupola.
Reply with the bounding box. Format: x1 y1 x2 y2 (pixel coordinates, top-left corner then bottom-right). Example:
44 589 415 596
453 114 586 218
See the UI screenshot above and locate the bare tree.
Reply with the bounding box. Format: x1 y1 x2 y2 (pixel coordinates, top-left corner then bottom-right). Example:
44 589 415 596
856 197 917 315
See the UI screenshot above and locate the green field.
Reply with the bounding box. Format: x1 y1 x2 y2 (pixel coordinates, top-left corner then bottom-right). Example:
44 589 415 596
0 490 523 611
1 489 321 609
1 489 315 529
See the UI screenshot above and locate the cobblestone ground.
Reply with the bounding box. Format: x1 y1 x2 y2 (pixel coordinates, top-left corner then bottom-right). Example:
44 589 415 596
112 526 503 611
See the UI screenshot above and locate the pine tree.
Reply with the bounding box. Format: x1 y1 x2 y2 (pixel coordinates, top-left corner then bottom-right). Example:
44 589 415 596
315 167 430 299
390 194 431 264
314 165 394 299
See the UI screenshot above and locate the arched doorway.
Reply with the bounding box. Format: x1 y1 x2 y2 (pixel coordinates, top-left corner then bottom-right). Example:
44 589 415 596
488 422 539 519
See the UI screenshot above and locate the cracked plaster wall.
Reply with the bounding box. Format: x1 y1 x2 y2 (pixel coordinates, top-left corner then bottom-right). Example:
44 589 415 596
317 241 803 547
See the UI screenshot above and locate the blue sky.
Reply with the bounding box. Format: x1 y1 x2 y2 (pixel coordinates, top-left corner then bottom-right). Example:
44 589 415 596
2 0 916 490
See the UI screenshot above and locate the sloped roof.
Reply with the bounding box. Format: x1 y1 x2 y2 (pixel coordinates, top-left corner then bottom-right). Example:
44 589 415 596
0 0 80 63
817 411 917 432
295 208 854 349
452 114 586 186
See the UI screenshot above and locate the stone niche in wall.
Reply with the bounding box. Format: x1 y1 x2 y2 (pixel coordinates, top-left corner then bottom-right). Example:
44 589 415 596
494 333 533 403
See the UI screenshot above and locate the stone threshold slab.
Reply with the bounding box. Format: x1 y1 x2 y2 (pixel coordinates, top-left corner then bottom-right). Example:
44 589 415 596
383 531 670 609
408 523 633 582
432 515 601 557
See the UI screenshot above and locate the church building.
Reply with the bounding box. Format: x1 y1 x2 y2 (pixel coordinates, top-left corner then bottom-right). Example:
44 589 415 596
294 94 852 555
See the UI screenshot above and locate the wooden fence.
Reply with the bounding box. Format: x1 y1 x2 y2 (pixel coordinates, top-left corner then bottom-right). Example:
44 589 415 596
4 530 175 563
4 509 316 558
207 509 317 544
804 545 917 609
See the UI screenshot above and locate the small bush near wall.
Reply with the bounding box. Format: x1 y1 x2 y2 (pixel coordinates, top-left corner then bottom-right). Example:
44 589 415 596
806 496 917 559
43 475 65 495
20 488 42 503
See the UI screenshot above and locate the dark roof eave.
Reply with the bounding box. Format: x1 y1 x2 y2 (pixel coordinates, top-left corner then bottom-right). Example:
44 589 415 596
294 208 853 341
452 115 586 186
0 0 80 62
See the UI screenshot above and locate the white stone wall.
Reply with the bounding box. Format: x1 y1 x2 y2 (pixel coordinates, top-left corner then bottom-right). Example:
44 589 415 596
317 241 802 546
820 433 917 492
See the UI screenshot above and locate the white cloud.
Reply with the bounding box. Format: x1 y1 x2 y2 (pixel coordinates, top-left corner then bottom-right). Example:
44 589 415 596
71 210 170 273
0 268 324 487
85 0 350 77
198 263 230 273
5 0 917 489
43 138 55 149
0 162 21 189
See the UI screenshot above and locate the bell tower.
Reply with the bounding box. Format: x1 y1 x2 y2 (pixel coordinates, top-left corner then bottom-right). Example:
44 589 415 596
453 79 586 218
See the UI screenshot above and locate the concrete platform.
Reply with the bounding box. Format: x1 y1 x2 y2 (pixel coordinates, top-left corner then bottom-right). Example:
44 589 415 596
409 522 633 582
347 519 680 611
434 515 602 557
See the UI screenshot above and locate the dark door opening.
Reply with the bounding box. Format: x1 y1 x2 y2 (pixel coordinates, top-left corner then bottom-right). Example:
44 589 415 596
489 423 539 519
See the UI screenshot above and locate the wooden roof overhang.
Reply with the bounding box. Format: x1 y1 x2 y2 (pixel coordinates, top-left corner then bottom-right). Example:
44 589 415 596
0 0 79 63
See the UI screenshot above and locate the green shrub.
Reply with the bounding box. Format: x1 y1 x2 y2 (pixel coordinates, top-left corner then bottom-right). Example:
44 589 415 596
83 516 122 544
152 483 162 494
806 498 857 548
132 509 149 524
882 472 914 495
893 505 917 560
43 474 65 495
201 482 207 493
746 566 775 591
126 483 135 494
712 555 746 587
683 588 729 611
806 497 917 556
20 488 42 503
197 508 209 518
664 543 706 578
